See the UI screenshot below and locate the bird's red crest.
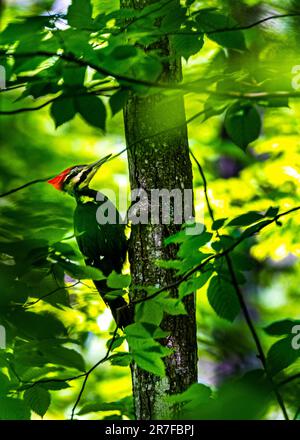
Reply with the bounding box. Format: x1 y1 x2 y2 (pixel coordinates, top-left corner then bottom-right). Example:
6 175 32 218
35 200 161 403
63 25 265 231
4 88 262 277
48 167 73 191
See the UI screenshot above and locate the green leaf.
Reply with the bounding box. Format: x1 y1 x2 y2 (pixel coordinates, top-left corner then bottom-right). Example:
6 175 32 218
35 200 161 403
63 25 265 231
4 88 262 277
125 322 153 340
42 345 85 372
178 271 213 299
110 89 129 116
225 104 261 150
196 11 246 50
227 211 264 227
241 220 271 239
24 386 51 418
178 232 213 259
212 218 227 230
264 319 300 336
111 45 137 60
20 81 60 100
58 260 106 280
50 97 76 128
9 311 67 340
265 206 279 218
106 334 125 351
67 0 94 29
75 95 106 130
125 323 172 377
171 33 204 61
109 352 132 367
40 382 70 391
207 276 240 322
0 17 49 44
77 396 133 417
135 300 164 325
162 5 187 32
155 259 182 271
0 397 31 420
0 372 10 396
107 272 131 289
133 351 166 377
267 337 299 375
169 382 212 405
63 65 86 87
156 294 187 316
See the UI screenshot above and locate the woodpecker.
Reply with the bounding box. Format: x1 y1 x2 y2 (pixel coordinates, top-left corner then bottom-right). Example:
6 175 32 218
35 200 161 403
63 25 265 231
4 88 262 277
48 154 131 328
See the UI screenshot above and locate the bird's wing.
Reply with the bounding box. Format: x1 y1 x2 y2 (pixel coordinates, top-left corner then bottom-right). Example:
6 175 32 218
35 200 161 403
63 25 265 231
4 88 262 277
74 201 127 276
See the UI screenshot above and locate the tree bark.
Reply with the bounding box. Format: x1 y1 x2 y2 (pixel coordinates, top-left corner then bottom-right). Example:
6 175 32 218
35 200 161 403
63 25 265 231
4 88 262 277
121 0 198 420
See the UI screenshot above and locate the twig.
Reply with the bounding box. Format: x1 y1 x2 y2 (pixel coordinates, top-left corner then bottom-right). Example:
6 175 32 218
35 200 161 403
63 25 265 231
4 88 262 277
70 326 119 420
119 203 300 311
190 149 289 420
0 177 52 197
277 372 300 388
19 327 119 400
0 108 207 198
0 97 57 115
24 281 81 308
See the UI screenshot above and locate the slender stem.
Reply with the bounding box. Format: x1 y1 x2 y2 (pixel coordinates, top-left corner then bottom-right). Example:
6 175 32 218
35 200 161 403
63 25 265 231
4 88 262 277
190 149 289 420
120 203 300 309
278 373 300 388
0 108 207 198
70 326 119 420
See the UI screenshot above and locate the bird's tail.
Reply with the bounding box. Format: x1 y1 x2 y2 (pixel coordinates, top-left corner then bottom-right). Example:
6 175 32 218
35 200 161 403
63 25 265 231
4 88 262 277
94 279 133 328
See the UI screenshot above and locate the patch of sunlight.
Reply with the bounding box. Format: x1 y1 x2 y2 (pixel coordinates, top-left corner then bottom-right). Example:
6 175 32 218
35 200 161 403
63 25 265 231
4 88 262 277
283 166 300 182
258 281 287 309
97 308 113 332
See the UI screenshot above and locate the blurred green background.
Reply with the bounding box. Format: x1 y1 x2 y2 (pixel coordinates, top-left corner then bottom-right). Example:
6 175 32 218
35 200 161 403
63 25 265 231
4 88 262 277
0 0 300 420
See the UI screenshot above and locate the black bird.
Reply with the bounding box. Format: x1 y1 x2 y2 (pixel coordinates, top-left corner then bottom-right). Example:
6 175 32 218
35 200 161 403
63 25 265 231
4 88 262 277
48 154 131 327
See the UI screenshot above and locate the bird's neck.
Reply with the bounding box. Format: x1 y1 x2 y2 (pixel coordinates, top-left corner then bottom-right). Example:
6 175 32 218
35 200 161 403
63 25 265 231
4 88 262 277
74 187 98 204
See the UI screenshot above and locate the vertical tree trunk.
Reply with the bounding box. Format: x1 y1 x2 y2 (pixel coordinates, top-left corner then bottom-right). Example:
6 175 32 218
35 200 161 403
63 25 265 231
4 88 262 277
121 0 198 420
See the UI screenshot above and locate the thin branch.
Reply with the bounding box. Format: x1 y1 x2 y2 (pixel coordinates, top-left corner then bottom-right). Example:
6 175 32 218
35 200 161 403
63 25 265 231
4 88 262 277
147 13 300 38
18 327 119 397
24 281 81 308
213 90 300 100
0 83 27 93
0 49 183 91
120 204 300 310
0 97 57 115
0 177 52 197
70 326 119 420
0 108 207 198
190 149 289 420
0 86 118 116
277 372 300 388
206 13 300 34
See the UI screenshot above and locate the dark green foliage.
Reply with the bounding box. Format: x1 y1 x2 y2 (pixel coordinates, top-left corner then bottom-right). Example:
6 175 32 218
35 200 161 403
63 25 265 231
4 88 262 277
267 337 299 375
170 370 271 420
24 386 51 417
0 0 299 422
225 104 262 150
207 275 240 322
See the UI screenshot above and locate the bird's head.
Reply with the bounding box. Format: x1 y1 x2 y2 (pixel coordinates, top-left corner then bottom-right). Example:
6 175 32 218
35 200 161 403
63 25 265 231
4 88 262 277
48 154 112 195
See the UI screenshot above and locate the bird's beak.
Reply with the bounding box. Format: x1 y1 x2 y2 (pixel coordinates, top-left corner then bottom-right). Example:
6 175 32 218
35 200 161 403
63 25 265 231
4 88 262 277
86 154 112 173
83 154 112 186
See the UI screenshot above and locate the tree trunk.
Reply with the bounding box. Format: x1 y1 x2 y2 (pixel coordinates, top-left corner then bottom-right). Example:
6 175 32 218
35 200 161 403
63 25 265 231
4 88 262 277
121 0 198 420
